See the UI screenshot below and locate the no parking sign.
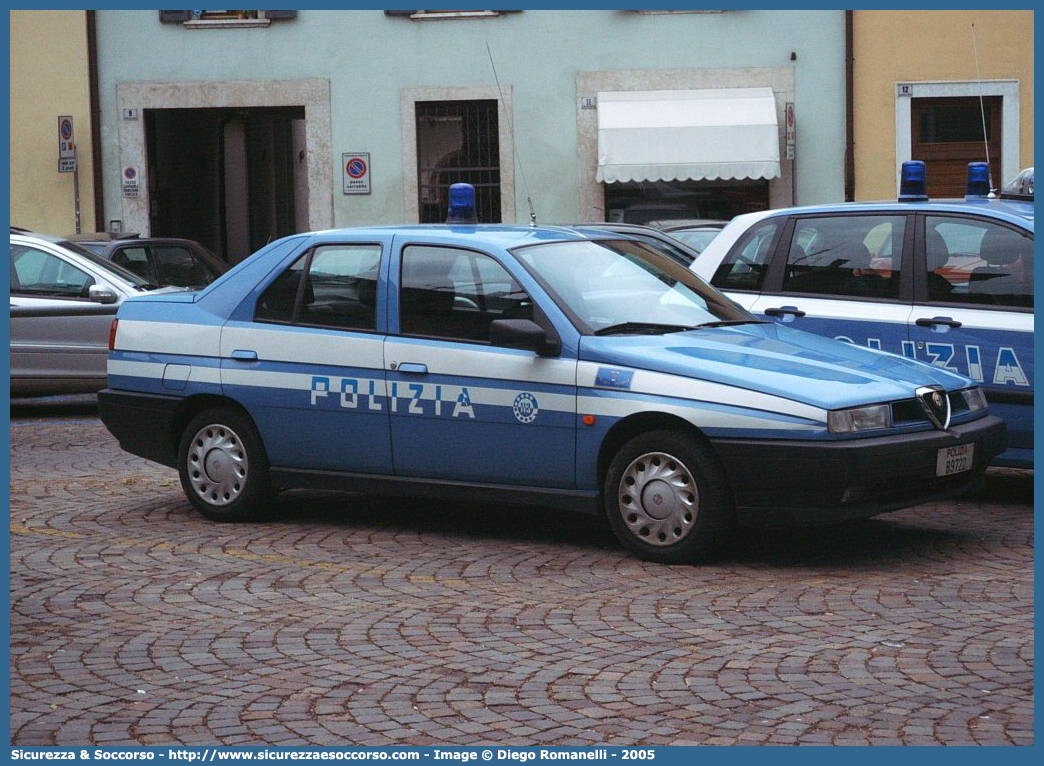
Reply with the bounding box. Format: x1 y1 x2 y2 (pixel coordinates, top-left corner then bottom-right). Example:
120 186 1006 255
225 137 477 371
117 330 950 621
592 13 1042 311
342 152 371 195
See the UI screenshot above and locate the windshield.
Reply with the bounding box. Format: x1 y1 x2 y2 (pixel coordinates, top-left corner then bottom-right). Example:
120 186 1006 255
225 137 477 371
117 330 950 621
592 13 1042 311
58 239 153 287
513 239 752 334
670 229 720 254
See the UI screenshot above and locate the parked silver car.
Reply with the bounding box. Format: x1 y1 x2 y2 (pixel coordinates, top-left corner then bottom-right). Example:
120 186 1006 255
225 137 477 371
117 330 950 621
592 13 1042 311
10 229 169 395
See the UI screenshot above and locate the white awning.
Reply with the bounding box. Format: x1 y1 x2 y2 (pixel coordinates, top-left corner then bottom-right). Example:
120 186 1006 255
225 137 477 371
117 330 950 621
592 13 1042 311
596 88 781 184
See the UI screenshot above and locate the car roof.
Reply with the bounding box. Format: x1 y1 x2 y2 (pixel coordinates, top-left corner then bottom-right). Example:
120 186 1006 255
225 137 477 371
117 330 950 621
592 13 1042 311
306 224 613 248
653 219 728 230
749 198 1034 226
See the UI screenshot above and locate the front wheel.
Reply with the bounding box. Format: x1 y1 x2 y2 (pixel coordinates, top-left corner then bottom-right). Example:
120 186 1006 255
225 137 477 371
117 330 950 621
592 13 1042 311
603 430 732 564
178 407 273 521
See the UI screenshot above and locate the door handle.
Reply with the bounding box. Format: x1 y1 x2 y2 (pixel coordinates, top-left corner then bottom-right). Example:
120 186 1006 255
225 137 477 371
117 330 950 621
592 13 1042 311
916 317 962 329
230 349 258 361
764 306 806 318
396 362 428 375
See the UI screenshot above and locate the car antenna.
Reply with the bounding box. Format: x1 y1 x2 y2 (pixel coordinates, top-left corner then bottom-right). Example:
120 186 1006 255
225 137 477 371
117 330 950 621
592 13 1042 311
486 42 537 226
971 23 996 197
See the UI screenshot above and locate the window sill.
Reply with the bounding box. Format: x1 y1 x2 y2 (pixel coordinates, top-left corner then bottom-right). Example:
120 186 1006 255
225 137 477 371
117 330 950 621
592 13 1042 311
409 11 500 21
183 18 271 29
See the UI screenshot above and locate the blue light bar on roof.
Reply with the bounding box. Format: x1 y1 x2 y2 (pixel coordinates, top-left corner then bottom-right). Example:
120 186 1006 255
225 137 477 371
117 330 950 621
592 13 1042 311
965 162 991 199
446 183 478 224
898 161 928 202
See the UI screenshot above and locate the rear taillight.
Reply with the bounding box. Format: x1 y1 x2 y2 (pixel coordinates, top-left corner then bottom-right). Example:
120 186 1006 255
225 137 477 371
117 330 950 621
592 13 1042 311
108 319 119 351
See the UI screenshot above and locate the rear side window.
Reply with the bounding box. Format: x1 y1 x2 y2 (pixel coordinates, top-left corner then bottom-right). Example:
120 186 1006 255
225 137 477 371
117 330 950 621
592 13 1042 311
255 244 382 330
782 215 904 299
925 216 1032 308
712 221 779 291
153 246 219 287
112 247 157 283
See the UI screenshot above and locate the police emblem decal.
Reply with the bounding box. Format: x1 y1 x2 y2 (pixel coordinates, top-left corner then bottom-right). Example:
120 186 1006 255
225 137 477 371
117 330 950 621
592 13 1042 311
512 392 539 424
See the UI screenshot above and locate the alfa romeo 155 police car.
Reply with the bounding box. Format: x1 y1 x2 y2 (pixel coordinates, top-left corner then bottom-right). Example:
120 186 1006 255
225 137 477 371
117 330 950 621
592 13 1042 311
98 185 1005 563
693 162 1033 469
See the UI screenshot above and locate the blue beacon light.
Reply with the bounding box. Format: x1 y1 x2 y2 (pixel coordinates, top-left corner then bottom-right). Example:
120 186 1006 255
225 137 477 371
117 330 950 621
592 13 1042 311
898 160 928 202
965 162 991 200
445 183 479 224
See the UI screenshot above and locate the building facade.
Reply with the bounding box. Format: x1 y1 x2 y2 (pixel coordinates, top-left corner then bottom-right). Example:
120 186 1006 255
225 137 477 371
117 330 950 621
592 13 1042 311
853 9 1034 200
81 10 846 263
10 10 99 234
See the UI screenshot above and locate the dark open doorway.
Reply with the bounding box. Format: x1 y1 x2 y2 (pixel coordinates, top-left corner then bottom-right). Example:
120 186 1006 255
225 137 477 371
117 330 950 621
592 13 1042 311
145 106 307 263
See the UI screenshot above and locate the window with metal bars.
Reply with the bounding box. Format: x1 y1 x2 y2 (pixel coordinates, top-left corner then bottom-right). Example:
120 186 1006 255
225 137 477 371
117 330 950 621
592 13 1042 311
416 100 501 223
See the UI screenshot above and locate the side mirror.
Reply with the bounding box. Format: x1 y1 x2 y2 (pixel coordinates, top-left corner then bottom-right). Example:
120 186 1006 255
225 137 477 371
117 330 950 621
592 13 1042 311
489 319 561 357
88 285 119 305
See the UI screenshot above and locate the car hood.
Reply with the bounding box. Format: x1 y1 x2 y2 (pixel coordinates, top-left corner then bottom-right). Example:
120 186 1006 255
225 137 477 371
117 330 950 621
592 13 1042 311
579 323 972 411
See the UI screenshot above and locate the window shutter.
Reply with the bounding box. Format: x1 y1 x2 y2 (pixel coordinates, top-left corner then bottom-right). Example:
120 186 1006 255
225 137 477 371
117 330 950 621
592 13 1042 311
158 10 191 23
264 10 298 19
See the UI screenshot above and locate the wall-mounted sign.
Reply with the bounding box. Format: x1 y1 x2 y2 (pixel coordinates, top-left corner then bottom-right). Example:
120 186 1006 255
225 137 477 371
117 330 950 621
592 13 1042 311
59 115 76 173
342 153 371 195
122 166 140 198
897 83 913 97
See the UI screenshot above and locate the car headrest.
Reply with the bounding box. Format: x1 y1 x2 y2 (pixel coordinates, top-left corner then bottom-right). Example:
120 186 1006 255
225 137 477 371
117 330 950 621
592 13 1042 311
926 228 950 272
835 241 872 270
980 227 1031 266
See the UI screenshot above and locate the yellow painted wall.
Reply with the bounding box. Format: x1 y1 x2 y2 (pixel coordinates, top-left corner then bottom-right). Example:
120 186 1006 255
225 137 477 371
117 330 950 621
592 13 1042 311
853 10 1034 200
9 10 95 233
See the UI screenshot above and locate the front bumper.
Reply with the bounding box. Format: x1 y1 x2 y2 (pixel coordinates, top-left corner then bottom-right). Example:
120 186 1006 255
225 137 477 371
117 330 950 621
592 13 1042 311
97 389 183 469
710 415 1006 527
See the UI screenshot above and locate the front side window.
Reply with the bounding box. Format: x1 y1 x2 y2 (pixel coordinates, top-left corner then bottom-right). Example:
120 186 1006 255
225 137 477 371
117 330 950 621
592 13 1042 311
400 246 531 342
782 215 904 299
925 216 1032 308
515 239 748 334
711 221 779 291
255 245 381 330
11 245 94 298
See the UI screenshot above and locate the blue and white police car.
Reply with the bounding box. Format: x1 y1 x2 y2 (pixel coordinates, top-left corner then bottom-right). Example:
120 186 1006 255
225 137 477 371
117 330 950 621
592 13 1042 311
98 185 1005 563
693 162 1033 469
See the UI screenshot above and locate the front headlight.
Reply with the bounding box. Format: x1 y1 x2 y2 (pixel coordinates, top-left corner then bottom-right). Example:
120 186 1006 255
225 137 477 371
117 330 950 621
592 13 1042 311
959 386 988 412
828 403 892 434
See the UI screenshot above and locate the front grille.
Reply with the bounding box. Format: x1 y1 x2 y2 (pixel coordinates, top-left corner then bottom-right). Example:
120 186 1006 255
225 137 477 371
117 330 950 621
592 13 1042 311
891 390 972 427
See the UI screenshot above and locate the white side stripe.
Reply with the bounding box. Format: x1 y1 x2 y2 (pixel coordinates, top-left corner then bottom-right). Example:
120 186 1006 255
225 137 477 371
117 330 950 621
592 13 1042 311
576 362 825 421
222 324 386 368
108 359 221 384
578 395 819 431
117 321 222 356
385 339 577 386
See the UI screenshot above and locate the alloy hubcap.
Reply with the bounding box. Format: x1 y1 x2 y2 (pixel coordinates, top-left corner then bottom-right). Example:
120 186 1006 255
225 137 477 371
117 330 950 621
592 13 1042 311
618 451 698 547
187 423 248 506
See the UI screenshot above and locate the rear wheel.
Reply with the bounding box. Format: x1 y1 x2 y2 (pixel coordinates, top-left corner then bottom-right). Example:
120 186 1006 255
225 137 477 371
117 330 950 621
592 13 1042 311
604 430 732 564
178 407 272 521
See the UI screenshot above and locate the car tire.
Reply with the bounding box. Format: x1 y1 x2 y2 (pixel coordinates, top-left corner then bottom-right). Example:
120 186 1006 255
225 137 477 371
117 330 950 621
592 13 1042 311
178 407 273 522
603 429 732 564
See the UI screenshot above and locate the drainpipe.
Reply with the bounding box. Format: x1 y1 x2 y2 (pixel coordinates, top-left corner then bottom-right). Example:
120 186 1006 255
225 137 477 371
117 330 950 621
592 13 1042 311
87 10 104 231
845 10 855 201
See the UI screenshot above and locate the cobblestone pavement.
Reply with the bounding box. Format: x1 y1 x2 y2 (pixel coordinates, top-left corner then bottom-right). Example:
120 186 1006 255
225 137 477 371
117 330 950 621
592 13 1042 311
10 398 1034 746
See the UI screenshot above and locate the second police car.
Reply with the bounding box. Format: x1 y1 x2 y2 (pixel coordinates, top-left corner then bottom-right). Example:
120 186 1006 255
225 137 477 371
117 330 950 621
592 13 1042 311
98 185 1005 564
693 162 1033 469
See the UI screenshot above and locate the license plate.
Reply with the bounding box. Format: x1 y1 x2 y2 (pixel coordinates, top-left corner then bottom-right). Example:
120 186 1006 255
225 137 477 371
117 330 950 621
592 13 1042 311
936 444 974 477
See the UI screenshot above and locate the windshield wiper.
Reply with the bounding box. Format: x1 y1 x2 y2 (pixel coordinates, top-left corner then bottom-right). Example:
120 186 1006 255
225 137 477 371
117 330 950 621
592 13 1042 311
690 319 771 329
593 322 697 336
